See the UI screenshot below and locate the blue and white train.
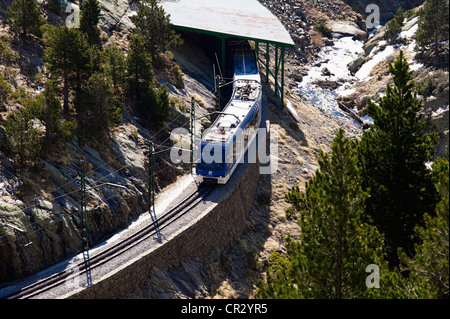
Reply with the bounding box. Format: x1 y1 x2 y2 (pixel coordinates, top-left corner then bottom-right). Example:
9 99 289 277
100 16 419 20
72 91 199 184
195 49 262 184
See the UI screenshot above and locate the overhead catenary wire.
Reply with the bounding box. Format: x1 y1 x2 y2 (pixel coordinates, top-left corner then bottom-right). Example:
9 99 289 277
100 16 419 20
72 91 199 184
12 115 191 213
0 143 184 248
0 99 202 252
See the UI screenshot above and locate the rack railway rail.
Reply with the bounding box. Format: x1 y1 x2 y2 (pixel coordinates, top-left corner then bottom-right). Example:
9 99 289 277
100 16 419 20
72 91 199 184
2 184 215 299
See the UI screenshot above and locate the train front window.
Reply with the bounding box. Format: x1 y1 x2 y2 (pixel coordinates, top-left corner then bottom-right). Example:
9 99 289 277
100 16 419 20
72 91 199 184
198 144 225 172
198 162 224 171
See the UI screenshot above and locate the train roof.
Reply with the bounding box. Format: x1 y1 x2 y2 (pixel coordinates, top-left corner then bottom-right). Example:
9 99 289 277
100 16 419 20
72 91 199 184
202 75 261 144
160 0 295 47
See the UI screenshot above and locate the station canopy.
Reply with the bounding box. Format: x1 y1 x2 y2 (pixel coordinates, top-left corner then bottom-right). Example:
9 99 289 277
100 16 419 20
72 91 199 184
159 0 295 47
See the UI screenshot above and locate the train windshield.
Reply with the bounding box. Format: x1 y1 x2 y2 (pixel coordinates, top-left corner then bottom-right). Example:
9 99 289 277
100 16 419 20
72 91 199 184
197 144 226 172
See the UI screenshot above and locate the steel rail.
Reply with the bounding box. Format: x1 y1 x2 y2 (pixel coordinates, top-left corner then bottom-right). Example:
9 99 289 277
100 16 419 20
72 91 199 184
4 184 215 299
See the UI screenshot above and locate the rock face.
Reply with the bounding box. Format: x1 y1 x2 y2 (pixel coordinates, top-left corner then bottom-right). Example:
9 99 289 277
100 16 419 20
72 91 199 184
342 0 425 23
329 21 368 40
97 0 136 33
0 118 165 283
425 89 449 159
257 0 312 54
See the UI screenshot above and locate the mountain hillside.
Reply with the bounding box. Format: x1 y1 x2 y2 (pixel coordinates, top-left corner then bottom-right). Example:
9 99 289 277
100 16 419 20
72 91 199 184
0 0 448 299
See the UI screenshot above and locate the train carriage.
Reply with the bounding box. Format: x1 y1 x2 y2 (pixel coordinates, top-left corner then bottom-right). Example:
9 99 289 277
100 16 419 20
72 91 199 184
195 49 262 184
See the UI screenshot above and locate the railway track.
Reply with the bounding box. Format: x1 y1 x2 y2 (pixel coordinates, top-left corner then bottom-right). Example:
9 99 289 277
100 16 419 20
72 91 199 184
3 184 215 299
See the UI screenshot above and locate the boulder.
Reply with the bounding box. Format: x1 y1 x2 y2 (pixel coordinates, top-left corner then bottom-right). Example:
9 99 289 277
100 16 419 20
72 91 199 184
348 55 366 74
321 67 332 76
98 0 135 33
329 21 368 41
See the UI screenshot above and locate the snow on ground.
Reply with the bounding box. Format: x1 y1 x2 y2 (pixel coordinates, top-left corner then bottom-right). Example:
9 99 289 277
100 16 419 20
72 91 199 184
296 17 422 123
297 37 364 120
356 45 396 80
361 115 374 124
433 105 449 117
301 37 364 85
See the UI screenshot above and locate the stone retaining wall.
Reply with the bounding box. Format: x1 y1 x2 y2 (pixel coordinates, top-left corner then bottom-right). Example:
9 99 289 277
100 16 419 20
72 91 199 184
65 162 260 299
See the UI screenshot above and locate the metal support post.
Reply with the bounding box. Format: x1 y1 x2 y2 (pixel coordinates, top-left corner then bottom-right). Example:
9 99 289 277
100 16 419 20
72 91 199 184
148 142 161 242
148 142 155 217
80 161 89 251
215 75 221 111
280 46 285 109
221 37 226 74
274 45 279 97
265 42 270 83
190 97 195 175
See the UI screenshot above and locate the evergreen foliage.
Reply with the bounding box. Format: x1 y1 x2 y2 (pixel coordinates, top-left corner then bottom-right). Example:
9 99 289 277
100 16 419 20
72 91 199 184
125 35 171 127
385 8 405 42
80 0 101 45
258 129 386 299
43 25 90 113
126 34 154 101
358 51 438 268
47 0 60 14
0 74 12 109
103 44 126 94
33 81 77 144
131 0 182 59
400 156 449 298
76 72 122 138
6 0 45 40
415 0 449 57
2 103 42 164
315 22 332 37
141 83 171 128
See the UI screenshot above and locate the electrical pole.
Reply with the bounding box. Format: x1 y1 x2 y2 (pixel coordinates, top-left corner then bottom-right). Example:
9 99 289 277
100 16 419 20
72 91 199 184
190 96 195 175
215 75 221 111
148 142 161 242
80 161 89 251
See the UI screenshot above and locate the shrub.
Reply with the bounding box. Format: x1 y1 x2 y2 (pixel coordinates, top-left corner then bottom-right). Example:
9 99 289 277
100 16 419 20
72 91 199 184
315 23 332 37
0 74 11 109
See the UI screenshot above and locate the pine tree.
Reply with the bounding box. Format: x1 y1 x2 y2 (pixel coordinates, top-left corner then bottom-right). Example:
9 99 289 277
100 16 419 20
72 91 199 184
131 0 182 59
103 44 126 94
0 74 12 110
43 25 90 113
6 0 45 40
385 8 405 42
80 0 101 45
34 81 76 144
126 34 154 101
258 129 386 299
415 0 449 57
358 51 438 268
400 156 449 298
76 72 122 138
2 103 42 164
143 83 171 128
47 0 60 14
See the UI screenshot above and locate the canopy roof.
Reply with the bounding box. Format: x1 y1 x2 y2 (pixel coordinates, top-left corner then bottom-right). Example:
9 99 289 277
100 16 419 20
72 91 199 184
160 0 295 47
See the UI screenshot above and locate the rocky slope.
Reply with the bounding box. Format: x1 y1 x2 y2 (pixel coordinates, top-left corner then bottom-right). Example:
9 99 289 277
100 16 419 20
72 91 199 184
126 0 448 300
342 0 425 22
0 0 447 298
0 0 186 283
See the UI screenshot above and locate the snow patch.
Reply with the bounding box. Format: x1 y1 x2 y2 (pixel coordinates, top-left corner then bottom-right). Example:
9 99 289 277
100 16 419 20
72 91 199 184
400 24 419 39
432 105 449 117
356 45 396 80
361 115 374 124
296 37 364 120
